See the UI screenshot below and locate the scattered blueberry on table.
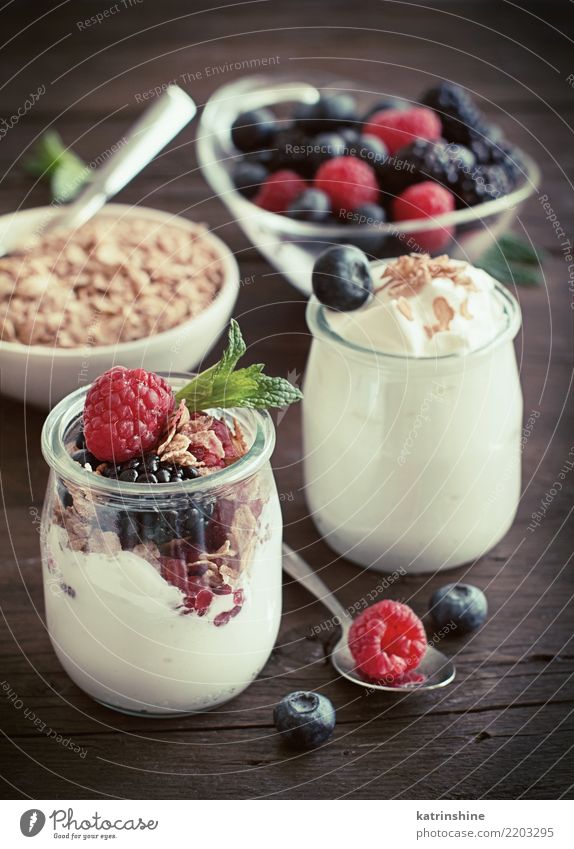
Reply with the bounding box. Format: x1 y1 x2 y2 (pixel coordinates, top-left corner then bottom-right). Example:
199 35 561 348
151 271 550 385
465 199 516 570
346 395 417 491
429 583 488 634
273 691 336 749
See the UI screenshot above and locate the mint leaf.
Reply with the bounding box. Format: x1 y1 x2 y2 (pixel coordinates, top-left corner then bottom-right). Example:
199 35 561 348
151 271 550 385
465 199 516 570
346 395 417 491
23 131 89 201
476 234 545 287
175 320 303 411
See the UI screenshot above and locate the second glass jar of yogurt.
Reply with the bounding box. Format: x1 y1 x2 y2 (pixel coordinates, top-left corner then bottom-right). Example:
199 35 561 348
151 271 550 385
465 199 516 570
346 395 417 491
303 253 523 573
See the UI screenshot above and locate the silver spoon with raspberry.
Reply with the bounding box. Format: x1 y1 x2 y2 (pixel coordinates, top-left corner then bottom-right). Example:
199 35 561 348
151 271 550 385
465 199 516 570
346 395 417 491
283 545 455 692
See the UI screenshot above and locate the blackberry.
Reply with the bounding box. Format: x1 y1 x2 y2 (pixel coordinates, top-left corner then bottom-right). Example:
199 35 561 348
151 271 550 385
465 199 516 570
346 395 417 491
395 138 476 193
455 165 511 208
231 108 277 153
268 127 313 176
421 81 485 146
471 135 524 186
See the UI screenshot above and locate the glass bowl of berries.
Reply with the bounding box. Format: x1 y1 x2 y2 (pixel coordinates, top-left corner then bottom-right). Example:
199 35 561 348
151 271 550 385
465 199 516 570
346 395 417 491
40 321 302 716
197 73 540 295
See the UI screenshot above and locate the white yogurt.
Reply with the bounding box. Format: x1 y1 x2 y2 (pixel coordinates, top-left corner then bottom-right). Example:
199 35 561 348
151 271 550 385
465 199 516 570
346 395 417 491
43 498 282 714
303 257 523 573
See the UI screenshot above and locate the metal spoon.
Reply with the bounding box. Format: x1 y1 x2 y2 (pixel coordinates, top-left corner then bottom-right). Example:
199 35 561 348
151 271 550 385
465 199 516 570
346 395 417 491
0 85 196 257
282 544 456 693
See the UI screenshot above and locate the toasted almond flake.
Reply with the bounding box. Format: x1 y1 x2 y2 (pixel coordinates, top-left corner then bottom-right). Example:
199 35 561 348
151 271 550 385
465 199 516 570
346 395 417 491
396 296 414 321
460 298 473 319
432 296 455 331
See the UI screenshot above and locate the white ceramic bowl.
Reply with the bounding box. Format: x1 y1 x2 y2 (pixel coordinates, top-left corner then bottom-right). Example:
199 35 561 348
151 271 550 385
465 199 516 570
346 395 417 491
0 203 239 408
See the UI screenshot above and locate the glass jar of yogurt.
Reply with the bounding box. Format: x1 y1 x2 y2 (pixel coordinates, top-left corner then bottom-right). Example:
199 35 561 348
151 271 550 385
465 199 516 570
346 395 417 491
40 376 282 716
303 254 523 573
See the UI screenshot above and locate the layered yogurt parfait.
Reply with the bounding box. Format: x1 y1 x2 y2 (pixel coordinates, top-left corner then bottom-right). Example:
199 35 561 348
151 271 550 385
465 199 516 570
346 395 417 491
40 322 302 715
303 248 523 573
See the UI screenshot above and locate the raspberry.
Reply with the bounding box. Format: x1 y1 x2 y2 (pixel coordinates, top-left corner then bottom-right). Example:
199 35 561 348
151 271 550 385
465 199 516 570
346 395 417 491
392 181 455 252
314 156 379 212
254 170 307 213
349 600 427 683
83 367 174 463
364 107 441 155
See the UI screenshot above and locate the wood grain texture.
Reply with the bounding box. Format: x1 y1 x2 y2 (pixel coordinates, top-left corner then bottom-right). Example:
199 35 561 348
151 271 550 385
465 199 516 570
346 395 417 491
0 0 573 800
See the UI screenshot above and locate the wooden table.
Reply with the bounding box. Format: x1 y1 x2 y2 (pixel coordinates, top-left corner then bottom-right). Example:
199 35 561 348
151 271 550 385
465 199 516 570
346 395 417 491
1 0 573 800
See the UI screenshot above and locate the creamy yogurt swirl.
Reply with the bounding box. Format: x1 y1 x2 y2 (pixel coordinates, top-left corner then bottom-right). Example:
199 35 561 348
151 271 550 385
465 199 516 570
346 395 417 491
328 254 507 357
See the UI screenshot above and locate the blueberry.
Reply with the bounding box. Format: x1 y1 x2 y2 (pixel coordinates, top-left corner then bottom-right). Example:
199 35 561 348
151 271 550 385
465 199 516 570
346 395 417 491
295 94 358 133
353 202 386 226
57 482 73 509
118 468 138 483
155 468 171 483
361 97 403 123
273 691 336 749
231 108 277 153
182 466 199 480
339 127 360 147
72 449 99 468
143 453 160 473
430 583 488 634
75 426 86 449
287 189 331 223
310 132 347 169
232 160 268 198
352 134 388 170
245 148 275 169
312 245 373 311
136 472 158 484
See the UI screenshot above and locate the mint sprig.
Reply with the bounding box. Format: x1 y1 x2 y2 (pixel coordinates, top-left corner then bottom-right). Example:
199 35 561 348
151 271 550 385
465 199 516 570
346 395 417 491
175 320 303 411
476 234 546 287
23 131 90 202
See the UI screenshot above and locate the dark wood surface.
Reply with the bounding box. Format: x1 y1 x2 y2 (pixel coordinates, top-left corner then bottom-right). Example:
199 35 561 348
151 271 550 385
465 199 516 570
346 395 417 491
1 0 573 800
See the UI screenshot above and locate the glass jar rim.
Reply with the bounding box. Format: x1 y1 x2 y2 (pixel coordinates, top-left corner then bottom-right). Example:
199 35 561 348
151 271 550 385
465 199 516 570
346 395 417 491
41 373 276 503
306 263 522 371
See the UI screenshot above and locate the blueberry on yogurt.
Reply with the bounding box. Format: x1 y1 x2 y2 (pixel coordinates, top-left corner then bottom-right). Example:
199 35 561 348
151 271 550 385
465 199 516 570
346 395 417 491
312 245 373 311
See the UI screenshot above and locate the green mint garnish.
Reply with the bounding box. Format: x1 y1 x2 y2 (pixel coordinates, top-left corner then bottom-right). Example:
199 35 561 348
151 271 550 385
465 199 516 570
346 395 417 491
175 320 303 411
23 131 90 202
476 233 546 288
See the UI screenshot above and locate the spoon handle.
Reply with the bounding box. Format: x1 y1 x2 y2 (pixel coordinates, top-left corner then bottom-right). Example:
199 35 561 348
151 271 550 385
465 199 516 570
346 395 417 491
282 544 352 628
52 86 197 233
